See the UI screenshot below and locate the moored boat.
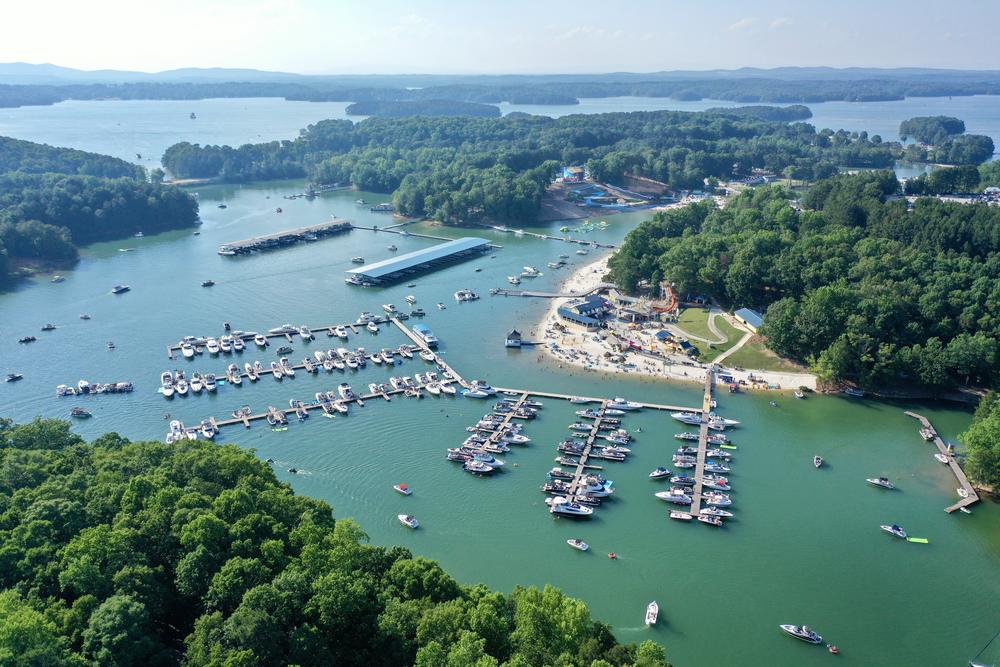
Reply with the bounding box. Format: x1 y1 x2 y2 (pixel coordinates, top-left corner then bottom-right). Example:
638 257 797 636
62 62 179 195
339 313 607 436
645 601 659 626
398 514 419 529
780 625 823 644
567 538 589 551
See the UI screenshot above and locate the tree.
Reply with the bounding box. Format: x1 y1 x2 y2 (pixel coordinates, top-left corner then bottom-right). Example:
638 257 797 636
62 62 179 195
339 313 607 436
0 590 81 667
80 595 160 666
961 399 1000 489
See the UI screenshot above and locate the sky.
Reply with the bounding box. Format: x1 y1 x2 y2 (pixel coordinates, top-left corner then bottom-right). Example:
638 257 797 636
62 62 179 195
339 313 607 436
3 0 1000 74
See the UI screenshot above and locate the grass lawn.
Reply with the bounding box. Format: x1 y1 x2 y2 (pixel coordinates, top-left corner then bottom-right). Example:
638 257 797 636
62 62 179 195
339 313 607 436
675 309 746 362
724 338 804 373
676 307 715 340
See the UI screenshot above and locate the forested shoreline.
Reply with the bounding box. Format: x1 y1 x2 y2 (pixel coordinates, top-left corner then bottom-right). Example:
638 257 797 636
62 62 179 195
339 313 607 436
0 418 669 667
162 109 903 224
0 137 199 286
608 171 1000 392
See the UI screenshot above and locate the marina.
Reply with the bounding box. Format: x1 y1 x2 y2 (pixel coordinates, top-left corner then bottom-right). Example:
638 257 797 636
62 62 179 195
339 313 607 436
345 237 493 285
905 411 980 513
216 217 351 255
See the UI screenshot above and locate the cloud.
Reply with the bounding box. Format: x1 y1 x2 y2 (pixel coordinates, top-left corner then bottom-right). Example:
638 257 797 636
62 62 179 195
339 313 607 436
727 17 758 32
770 17 793 30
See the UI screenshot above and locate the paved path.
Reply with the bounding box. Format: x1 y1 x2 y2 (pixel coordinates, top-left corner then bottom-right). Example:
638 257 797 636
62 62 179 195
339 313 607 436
714 332 753 364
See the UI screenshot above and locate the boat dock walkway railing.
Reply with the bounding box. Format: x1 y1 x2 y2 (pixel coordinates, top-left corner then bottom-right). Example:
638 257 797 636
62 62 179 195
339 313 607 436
389 318 468 387
491 283 614 299
567 400 611 496
469 223 616 249
904 411 980 513
166 317 394 357
491 387 701 413
689 370 716 516
349 224 454 243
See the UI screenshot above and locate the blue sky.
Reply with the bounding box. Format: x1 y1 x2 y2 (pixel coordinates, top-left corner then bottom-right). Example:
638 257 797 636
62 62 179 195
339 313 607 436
4 0 1000 73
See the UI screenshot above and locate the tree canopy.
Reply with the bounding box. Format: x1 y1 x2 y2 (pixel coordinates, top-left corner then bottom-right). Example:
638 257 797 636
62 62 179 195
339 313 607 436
608 171 1000 389
0 417 668 667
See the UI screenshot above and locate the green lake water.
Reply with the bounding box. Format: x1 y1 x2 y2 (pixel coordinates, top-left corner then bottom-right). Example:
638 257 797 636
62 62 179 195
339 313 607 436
1 98 999 665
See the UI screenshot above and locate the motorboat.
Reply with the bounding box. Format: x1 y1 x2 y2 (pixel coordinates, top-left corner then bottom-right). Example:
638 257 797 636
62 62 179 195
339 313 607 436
405 295 417 304
382 303 398 314
670 511 693 521
507 276 521 285
426 383 442 396
919 427 935 441
244 363 258 381
219 336 233 353
270 362 284 379
190 373 204 393
298 326 313 341
205 338 221 354
608 397 642 411
254 334 268 347
708 413 740 426
5 373 23 383
398 346 414 359
334 326 349 339
548 497 594 518
670 475 695 486
338 383 356 401
180 342 195 358
704 462 730 474
463 460 496 475
645 602 659 626
704 493 732 507
381 349 396 365
18 336 36 344
655 490 692 505
676 446 697 456
204 374 218 391
161 372 175 397
794 390 805 399
332 401 348 414
674 432 699 441
454 288 479 302
700 506 734 518
394 483 412 495
702 478 731 491
367 321 379 333
648 467 671 479
70 407 92 419
958 487 970 499
867 477 896 490
567 539 589 551
200 421 216 439
439 383 457 396
371 352 384 365
698 515 724 527
175 378 189 396
352 256 365 264
706 449 732 460
934 453 950 464
279 357 296 376
569 422 593 432
568 397 595 404
111 284 131 294
398 514 419 529
671 411 703 425
419 350 436 362
779 625 823 644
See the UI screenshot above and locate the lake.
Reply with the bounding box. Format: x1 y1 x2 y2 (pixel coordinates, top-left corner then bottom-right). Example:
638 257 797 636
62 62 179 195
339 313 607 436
1 98 998 666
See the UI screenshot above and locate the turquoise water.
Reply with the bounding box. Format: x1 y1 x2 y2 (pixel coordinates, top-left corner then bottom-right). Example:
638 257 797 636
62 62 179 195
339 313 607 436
1 100 999 665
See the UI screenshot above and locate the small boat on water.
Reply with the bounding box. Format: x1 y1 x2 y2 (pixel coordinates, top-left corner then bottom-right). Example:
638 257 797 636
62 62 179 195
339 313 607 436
880 524 907 539
648 467 671 479
919 427 935 441
70 407 92 419
454 288 479 302
934 453 950 464
367 321 379 333
394 484 412 496
548 496 594 518
645 602 659 626
111 284 131 294
867 476 895 490
5 373 23 382
201 280 215 287
351 257 365 264
813 455 823 468
780 625 823 644
567 538 589 551
957 487 970 499
698 515 724 527
794 390 805 399
670 511 693 521
398 514 419 529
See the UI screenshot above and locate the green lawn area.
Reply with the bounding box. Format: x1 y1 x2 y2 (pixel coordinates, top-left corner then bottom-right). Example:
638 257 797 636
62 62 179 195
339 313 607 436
676 307 715 340
724 338 804 373
675 309 746 363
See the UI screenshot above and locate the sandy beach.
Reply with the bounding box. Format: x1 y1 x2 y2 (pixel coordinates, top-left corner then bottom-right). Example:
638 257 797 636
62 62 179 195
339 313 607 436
536 255 818 391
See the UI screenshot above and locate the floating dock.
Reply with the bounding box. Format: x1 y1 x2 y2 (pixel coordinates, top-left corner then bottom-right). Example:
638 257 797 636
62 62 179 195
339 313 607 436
346 237 492 285
166 317 392 357
491 284 613 298
472 223 615 249
566 400 612 496
217 218 351 255
689 370 716 516
904 411 980 513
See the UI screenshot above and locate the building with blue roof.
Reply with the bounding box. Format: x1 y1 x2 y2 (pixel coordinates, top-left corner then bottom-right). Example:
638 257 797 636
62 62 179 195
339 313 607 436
734 308 764 333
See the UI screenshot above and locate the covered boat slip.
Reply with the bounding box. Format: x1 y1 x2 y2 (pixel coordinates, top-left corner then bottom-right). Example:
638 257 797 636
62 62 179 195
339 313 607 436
217 218 352 255
345 237 492 284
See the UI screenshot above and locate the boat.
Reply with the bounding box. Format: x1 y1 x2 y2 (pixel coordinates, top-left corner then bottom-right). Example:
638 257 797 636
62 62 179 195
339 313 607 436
160 371 175 397
567 539 589 551
671 411 703 425
704 492 732 507
276 345 293 355
669 511 693 521
181 342 195 358
190 373 204 393
576 249 588 255
337 383 355 401
367 321 379 333
702 478 731 491
254 334 268 347
201 280 215 287
298 326 313 340
351 257 365 264
794 390 805 399
398 346 413 359
454 288 479 302
844 387 865 397
880 524 907 539
779 624 823 644
919 427 935 441
463 460 496 475
280 358 296 376
219 336 233 353
813 455 823 468
507 276 521 285
111 285 131 294
608 397 642 411
700 506 734 518
866 476 896 490
175 378 189 396
439 383 457 396
548 497 594 518
382 304 398 314
958 487 970 499
398 514 419 529
40 323 57 331
5 373 23 382
18 336 36 344
654 490 692 505
244 363 258 381
205 338 221 354
79 313 91 320
70 407 92 419
648 467 671 479
394 483 412 495
934 453 950 464
270 361 284 379
204 373 218 391
51 275 65 283
387 244 397 251
645 602 659 626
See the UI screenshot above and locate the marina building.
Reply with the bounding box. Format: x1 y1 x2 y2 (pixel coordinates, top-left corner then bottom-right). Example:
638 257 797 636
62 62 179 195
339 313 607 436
557 295 611 330
345 237 491 285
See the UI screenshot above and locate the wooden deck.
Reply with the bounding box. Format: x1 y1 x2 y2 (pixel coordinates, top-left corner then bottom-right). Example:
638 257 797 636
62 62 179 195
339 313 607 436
471 223 616 249
689 370 716 516
491 387 700 413
904 411 980 512
389 318 468 387
567 400 611 496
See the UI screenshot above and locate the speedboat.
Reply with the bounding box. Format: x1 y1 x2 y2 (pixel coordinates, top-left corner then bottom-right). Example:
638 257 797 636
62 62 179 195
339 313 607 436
934 453 950 464
190 373 204 393
814 455 823 468
351 256 365 264
371 352 384 365
334 326 349 339
648 467 671 479
394 483 412 495
670 475 695 486
670 511 693 521
175 378 189 396
867 477 895 490
645 602 659 626
794 390 805 399
5 373 23 383
382 303 398 314
958 487 970 499
270 361 284 379
454 288 479 302
219 335 233 353
463 460 496 475
70 407 92 419
439 383 457 396
702 478 731 491
671 411 703 425
161 371 175 397
548 497 594 518
111 284 131 294
204 374 218 391
704 493 732 507
200 421 215 439
338 383 356 401
244 363 258 381
205 338 220 354
608 397 642 411
298 326 313 341
779 625 823 644
704 462 730 474
398 514 419 529
254 334 268 347
463 388 491 398
279 357 296 376
405 295 417 304
655 490 692 505
426 383 442 396
419 350 436 362
398 346 414 359
367 321 379 333
507 276 521 285
700 506 734 518
181 343 195 358
567 539 589 551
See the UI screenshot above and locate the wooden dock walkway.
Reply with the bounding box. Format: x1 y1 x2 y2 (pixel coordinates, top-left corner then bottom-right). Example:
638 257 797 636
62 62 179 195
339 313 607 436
350 225 454 243
689 370 716 516
491 386 700 413
463 392 533 458
567 400 611 496
389 318 468 387
904 411 980 512
471 223 616 249
491 283 614 298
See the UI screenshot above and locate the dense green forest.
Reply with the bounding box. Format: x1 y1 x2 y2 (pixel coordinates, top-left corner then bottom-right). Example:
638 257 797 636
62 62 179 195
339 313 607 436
960 391 1000 490
903 165 982 194
7 73 1000 109
346 99 502 118
896 116 995 165
703 105 812 121
0 138 199 286
608 171 1000 390
0 418 668 667
162 110 900 223
898 116 966 143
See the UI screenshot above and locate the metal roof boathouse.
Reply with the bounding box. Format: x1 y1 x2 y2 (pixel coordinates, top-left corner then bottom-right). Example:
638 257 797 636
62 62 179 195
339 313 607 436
345 237 491 284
